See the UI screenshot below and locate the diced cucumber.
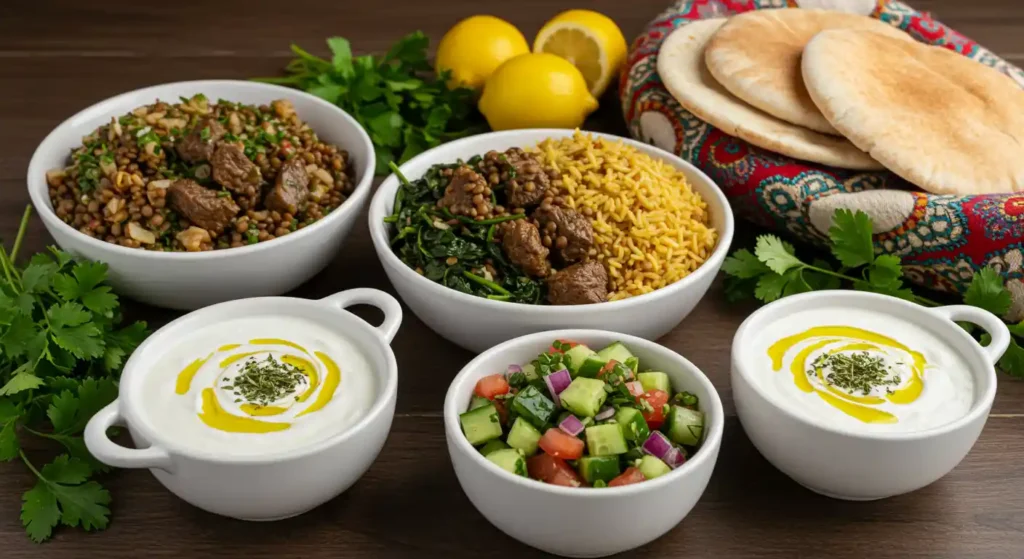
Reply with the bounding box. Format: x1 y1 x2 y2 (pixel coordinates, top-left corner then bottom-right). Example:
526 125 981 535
460 404 502 446
578 455 621 484
666 405 705 446
614 407 650 443
511 385 557 429
585 423 629 456
637 372 671 394
559 378 608 418
522 363 539 382
507 417 543 456
486 448 527 477
469 395 492 411
637 455 671 480
576 354 608 378
563 344 597 375
596 342 635 365
479 439 510 456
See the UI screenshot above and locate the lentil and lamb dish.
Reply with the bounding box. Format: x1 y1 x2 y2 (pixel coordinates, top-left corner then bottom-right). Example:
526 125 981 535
385 132 718 306
46 94 355 252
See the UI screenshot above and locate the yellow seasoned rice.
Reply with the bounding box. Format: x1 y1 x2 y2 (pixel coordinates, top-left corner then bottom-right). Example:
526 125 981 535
534 131 718 301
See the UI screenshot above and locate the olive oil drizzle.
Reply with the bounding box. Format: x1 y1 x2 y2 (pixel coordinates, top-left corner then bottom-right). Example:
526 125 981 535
768 326 927 424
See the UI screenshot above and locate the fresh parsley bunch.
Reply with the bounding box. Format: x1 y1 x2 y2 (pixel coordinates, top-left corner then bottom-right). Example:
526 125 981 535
256 32 487 174
0 206 149 542
722 208 1024 377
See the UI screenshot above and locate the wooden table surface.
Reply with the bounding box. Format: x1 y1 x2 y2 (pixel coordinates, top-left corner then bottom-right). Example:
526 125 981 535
3 1 1024 557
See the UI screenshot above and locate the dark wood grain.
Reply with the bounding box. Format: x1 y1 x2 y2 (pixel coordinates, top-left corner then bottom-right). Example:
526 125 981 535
1 1 1023 557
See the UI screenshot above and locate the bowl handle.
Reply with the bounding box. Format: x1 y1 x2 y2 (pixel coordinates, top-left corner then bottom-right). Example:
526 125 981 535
84 401 174 472
930 305 1011 365
321 288 404 344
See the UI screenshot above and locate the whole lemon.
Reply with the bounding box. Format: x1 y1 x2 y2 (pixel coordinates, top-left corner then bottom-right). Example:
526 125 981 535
436 15 530 90
479 53 599 131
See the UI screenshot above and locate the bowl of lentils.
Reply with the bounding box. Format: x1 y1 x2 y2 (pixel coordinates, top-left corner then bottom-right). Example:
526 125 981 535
28 80 375 310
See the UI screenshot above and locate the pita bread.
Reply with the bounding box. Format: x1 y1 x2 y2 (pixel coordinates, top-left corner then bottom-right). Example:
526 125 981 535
705 9 909 135
803 29 1024 194
657 19 882 170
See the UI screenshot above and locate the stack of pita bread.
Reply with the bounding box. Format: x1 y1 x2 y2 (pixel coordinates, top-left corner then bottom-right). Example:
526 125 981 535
656 8 1024 195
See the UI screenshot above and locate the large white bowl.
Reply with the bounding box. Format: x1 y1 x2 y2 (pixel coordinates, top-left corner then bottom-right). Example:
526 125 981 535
732 291 1010 500
445 330 724 557
28 80 375 310
84 288 401 520
368 129 734 352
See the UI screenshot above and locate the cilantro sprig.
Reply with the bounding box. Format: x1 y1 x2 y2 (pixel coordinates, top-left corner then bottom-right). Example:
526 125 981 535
0 205 149 542
255 32 487 174
723 208 1024 377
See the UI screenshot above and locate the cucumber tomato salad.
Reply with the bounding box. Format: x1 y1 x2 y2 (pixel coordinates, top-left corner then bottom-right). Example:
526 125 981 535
459 340 705 488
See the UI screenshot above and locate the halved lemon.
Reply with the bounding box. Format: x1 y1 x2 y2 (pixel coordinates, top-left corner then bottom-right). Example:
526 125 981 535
533 10 628 98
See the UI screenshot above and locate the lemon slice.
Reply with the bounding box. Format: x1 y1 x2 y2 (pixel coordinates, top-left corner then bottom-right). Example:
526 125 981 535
533 10 628 98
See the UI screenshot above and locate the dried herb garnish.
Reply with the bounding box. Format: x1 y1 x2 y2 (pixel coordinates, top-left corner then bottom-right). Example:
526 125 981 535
810 351 901 396
228 355 305 406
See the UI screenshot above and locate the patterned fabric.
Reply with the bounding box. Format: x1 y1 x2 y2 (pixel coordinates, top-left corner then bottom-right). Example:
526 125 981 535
620 0 1024 319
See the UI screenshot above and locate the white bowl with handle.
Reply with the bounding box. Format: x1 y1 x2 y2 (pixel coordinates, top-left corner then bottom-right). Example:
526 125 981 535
84 288 401 520
445 329 724 557
27 80 375 310
731 290 1010 500
367 129 734 352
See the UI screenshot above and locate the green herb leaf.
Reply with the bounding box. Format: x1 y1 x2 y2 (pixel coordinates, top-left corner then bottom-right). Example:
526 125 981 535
754 272 791 303
47 391 80 435
0 420 19 461
21 483 60 543
754 236 803 275
828 209 875 268
867 254 903 288
721 248 771 279
0 373 45 396
48 302 92 329
964 267 1012 317
326 37 353 75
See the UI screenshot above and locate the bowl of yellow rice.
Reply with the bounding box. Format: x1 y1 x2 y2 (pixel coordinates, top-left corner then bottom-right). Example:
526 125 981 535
367 130 734 352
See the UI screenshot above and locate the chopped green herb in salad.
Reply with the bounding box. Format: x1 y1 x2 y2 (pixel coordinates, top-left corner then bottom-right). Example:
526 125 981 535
459 340 705 487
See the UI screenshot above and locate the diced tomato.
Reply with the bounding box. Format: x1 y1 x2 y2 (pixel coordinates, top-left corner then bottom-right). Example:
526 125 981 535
608 467 647 487
474 374 510 399
626 381 645 397
547 339 580 354
597 360 619 377
538 428 585 460
527 454 583 487
493 399 510 426
636 389 669 430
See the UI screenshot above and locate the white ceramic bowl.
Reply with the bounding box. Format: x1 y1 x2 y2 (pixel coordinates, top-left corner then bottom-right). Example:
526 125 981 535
84 288 401 520
27 80 375 310
731 291 1010 501
368 129 734 352
445 329 724 557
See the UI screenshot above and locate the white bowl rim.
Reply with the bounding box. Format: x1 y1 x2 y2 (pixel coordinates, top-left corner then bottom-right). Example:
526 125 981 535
26 79 376 260
731 290 998 442
117 295 399 464
368 128 735 313
444 328 725 497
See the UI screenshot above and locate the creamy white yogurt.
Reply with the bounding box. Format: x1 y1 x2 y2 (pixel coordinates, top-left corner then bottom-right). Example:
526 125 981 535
140 314 376 456
750 307 974 433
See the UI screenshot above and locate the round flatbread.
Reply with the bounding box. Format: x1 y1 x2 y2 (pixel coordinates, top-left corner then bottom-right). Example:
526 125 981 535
657 19 882 170
705 9 909 135
803 29 1024 194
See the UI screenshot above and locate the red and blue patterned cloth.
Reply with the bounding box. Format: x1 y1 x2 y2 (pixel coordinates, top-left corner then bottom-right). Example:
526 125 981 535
620 0 1024 318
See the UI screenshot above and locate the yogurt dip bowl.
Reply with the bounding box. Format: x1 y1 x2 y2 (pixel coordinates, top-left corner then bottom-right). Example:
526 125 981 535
732 290 1010 501
368 129 734 353
445 329 724 557
84 288 401 520
27 80 376 310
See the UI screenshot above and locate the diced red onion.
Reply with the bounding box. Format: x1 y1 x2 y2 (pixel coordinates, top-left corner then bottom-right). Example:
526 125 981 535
663 447 687 469
544 368 572 405
506 364 522 378
558 414 585 437
642 431 674 460
595 406 615 421
626 381 645 397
